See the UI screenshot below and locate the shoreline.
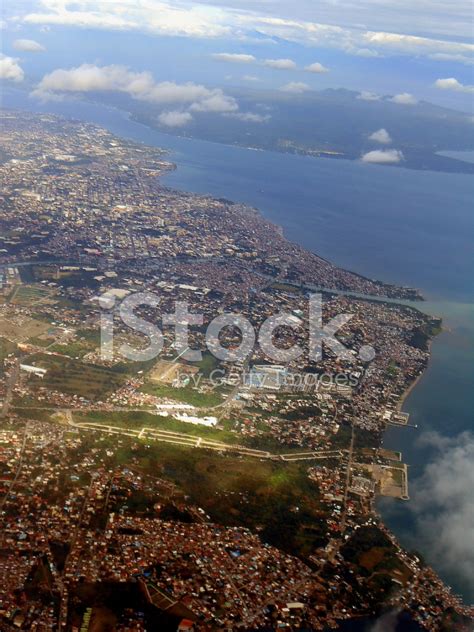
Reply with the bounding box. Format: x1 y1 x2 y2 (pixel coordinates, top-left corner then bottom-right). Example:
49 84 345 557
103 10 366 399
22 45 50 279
395 328 438 417
396 356 430 413
3 104 472 607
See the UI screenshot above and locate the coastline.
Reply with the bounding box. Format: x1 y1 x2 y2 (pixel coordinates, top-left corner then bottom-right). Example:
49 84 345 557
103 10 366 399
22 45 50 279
128 110 474 176
2 99 473 604
396 337 435 413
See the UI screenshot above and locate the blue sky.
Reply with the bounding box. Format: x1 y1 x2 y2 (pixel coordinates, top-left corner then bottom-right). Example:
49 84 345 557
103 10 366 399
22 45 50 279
1 0 473 113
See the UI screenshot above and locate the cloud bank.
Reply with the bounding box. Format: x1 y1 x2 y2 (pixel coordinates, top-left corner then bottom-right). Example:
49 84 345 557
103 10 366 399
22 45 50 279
11 0 474 64
22 0 232 39
32 64 238 113
411 431 474 597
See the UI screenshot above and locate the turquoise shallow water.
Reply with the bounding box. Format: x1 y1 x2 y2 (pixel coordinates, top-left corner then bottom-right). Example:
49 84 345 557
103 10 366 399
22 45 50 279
3 89 474 602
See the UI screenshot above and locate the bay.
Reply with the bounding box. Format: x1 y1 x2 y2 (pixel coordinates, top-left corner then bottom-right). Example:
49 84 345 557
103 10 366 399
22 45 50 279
2 88 473 603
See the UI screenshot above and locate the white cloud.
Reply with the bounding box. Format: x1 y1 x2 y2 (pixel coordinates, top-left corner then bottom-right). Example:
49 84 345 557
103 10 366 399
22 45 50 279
369 128 392 144
225 111 271 122
220 0 473 40
189 93 238 112
212 52 256 64
0 55 24 82
22 1 232 38
242 74 260 82
361 149 403 164
434 77 474 93
263 58 297 70
410 432 474 597
363 30 474 63
14 1 474 64
280 81 310 94
241 14 474 64
158 110 193 127
390 92 417 105
32 64 238 113
357 90 381 101
13 38 45 52
352 47 379 58
305 62 329 73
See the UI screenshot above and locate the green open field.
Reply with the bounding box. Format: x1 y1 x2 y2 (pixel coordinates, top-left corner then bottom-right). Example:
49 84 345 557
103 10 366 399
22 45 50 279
73 410 239 444
141 382 226 408
47 340 92 358
50 328 104 358
27 354 127 401
0 336 17 363
107 440 326 558
0 315 50 343
188 351 220 377
10 284 54 306
47 329 101 358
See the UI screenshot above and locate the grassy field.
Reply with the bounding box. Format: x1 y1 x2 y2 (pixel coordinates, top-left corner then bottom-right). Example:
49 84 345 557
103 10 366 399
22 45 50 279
0 316 50 343
14 407 56 423
107 440 326 558
189 351 220 377
48 328 103 358
0 336 17 363
73 410 239 444
27 354 127 401
47 340 91 358
9 284 54 306
141 382 225 408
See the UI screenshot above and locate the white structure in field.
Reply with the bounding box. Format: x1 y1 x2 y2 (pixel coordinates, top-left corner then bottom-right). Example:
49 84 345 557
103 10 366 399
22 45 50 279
20 364 47 378
174 413 218 427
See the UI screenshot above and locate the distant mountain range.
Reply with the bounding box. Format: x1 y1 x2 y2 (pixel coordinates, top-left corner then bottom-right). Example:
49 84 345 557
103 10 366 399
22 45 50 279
53 86 474 173
125 88 474 173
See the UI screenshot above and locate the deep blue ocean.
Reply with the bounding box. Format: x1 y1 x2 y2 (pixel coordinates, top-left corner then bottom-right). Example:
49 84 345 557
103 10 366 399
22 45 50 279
2 89 473 605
